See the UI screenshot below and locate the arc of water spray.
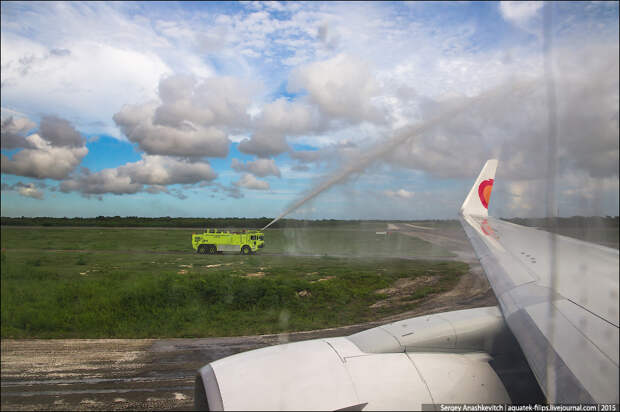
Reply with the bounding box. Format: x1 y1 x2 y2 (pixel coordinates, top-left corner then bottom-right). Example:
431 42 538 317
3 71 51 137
261 80 537 231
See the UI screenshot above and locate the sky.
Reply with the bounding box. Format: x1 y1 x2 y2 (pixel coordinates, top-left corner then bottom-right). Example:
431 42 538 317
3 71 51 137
1 1 618 220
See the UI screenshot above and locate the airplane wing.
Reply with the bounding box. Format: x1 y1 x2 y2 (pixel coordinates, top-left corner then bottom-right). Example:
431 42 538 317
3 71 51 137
459 159 619 404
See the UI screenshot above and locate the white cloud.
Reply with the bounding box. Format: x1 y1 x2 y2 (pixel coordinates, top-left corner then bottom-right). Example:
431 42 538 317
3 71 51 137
238 52 389 158
1 142 88 180
39 115 83 147
153 74 256 129
59 155 217 196
237 132 290 158
16 183 44 199
113 102 230 158
257 98 323 135
384 188 414 200
1 181 45 200
234 173 270 190
288 54 384 123
1 115 88 180
113 74 259 157
1 34 171 137
237 99 321 157
388 42 619 182
119 155 217 185
238 98 325 157
499 2 543 26
60 168 142 196
1 115 36 149
231 158 281 177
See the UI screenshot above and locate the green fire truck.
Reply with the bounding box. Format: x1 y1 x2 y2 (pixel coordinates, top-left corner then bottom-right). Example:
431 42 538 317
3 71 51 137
192 229 265 254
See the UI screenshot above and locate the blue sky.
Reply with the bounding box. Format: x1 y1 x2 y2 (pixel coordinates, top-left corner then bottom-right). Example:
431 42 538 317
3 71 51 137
1 1 618 219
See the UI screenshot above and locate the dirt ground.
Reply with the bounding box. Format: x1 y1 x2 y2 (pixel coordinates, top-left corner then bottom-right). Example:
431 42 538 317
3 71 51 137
1 223 496 411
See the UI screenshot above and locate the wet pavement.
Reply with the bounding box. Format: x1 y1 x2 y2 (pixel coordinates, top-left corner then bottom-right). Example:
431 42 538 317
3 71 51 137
0 325 389 410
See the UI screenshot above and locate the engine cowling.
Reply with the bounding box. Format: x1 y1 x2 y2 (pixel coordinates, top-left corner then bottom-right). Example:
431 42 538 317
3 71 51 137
195 307 513 410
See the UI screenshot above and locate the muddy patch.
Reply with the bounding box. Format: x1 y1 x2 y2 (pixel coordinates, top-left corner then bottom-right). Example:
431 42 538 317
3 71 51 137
243 272 265 278
203 263 234 268
309 276 334 283
371 275 439 309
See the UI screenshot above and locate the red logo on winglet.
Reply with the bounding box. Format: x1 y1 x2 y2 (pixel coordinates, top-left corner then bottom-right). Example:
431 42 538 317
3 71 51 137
478 179 494 209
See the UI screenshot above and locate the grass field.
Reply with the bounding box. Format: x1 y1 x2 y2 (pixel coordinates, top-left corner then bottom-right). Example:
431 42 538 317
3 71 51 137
0 225 456 257
1 226 464 338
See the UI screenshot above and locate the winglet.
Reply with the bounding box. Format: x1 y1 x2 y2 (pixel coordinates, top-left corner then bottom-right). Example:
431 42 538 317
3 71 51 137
460 159 498 217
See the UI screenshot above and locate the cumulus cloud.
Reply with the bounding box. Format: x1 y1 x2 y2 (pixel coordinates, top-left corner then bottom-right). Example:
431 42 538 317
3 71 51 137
1 117 88 180
290 149 322 163
388 43 619 183
1 181 45 199
153 74 254 128
231 158 281 177
39 115 84 147
113 74 256 158
288 54 384 123
237 99 322 157
497 1 545 38
1 30 171 138
237 131 290 158
238 54 385 158
113 102 229 158
499 2 543 26
208 182 244 199
234 173 270 190
59 155 217 196
60 168 141 196
1 115 36 149
384 189 414 200
257 98 323 135
290 139 360 166
119 155 217 185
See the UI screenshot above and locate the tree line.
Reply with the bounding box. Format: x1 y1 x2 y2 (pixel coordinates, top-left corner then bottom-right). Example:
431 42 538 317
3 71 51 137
0 216 419 229
1 215 616 229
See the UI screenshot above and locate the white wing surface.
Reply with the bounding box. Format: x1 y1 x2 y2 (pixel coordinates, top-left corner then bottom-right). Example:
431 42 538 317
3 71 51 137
460 160 619 403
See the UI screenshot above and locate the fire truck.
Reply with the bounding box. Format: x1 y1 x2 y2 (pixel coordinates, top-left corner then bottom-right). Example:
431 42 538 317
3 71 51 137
192 229 265 254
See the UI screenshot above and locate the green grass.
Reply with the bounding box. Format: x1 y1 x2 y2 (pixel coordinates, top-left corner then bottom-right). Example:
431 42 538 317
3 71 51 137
0 227 193 252
0 226 455 257
1 226 464 338
1 250 466 338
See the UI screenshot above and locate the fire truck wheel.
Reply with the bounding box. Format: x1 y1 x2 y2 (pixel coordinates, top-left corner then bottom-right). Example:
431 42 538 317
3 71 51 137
241 245 251 255
208 245 217 254
197 245 207 254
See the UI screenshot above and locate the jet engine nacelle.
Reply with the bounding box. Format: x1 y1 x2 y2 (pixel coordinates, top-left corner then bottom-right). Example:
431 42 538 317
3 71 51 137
195 306 513 410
